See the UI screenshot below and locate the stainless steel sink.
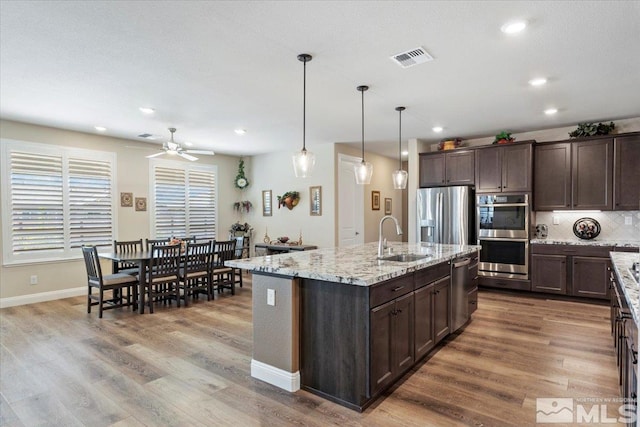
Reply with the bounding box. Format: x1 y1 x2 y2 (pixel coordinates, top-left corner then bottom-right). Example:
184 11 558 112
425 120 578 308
379 253 430 262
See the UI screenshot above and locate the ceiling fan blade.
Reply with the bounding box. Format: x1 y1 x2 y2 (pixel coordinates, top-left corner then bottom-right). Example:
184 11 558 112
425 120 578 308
185 149 215 156
146 152 166 159
178 152 198 161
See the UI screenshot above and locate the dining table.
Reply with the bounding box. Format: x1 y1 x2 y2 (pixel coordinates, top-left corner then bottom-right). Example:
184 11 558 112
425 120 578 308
98 250 154 314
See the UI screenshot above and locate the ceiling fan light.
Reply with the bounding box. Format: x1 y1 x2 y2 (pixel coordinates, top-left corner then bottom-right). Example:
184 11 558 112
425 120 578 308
292 148 315 178
392 169 408 189
354 160 373 185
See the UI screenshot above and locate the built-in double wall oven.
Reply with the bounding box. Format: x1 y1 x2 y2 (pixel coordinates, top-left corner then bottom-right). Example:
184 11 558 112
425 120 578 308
477 194 529 279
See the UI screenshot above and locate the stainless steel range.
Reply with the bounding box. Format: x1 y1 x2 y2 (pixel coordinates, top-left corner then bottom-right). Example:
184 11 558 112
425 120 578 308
477 194 530 279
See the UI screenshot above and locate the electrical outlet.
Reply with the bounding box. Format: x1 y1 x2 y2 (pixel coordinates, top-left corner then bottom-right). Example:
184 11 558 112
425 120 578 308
553 215 560 225
30 275 38 285
267 288 275 306
625 216 633 225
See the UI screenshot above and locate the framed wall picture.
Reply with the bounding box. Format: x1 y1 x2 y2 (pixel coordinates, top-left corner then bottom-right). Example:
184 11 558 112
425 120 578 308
385 198 392 215
372 191 380 210
310 186 322 216
262 190 272 216
120 192 133 207
135 197 147 212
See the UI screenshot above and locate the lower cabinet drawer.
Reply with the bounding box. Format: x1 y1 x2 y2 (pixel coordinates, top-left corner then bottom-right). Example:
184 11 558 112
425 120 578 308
370 275 414 308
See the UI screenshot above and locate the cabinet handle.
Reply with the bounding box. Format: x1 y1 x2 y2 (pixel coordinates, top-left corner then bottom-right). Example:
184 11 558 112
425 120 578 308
392 286 405 292
397 308 403 314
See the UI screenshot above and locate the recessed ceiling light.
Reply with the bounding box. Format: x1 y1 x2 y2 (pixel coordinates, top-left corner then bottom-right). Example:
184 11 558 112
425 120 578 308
544 108 558 115
432 126 443 133
401 150 409 156
501 20 527 34
529 78 547 86
139 107 155 114
94 126 107 132
234 129 247 135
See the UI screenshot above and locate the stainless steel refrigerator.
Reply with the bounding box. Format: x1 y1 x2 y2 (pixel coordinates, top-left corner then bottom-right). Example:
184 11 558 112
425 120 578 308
417 186 475 245
417 186 476 332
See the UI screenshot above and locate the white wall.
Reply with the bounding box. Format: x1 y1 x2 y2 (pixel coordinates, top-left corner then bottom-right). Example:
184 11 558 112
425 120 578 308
242 144 336 251
0 119 241 301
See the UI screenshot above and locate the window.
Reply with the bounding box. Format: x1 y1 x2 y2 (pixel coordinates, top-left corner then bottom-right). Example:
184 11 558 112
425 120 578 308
1 140 116 264
150 159 217 240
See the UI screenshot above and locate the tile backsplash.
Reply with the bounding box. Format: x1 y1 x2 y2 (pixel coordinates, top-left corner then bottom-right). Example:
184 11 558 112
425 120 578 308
534 211 640 242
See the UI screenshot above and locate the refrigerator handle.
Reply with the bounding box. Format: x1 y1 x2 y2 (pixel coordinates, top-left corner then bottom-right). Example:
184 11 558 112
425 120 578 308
437 192 444 243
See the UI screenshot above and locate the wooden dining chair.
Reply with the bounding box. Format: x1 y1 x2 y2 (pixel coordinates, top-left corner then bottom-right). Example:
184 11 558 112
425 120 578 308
212 240 237 295
113 239 143 275
232 236 247 288
144 243 181 313
82 246 138 318
145 237 170 251
179 240 213 304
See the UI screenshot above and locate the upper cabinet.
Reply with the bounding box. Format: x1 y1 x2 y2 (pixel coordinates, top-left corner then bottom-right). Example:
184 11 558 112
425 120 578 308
419 150 474 187
614 134 640 210
534 137 614 211
475 143 532 193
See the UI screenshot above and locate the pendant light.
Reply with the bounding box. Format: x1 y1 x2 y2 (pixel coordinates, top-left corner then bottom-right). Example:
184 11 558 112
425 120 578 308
392 106 408 189
292 53 315 178
354 85 373 185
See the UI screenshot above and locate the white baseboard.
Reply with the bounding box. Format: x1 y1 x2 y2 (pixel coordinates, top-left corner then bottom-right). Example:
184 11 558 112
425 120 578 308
0 286 85 309
251 359 300 392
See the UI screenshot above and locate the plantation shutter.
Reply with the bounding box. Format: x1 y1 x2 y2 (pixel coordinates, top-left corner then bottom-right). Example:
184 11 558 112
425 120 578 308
68 157 113 248
9 152 64 253
152 161 216 240
154 166 187 239
187 169 216 240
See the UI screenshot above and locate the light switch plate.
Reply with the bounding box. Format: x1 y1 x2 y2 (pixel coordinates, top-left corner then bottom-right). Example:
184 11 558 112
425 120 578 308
553 215 560 225
267 288 275 306
625 216 633 225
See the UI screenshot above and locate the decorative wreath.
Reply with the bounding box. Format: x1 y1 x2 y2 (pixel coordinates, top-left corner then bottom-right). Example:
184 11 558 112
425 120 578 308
235 159 249 189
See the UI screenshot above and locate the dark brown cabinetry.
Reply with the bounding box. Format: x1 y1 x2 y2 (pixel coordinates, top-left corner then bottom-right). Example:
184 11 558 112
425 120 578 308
475 143 532 193
433 277 450 343
534 137 614 210
419 150 475 187
614 134 640 210
531 244 611 300
300 259 462 411
531 254 567 294
370 292 414 395
610 268 638 417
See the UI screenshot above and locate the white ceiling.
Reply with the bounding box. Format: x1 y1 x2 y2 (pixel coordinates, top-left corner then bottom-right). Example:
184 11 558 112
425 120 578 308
1 1 639 159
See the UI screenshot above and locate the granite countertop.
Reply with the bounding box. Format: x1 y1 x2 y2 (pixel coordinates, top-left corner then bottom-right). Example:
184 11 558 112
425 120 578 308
610 252 640 324
531 239 640 248
226 241 480 286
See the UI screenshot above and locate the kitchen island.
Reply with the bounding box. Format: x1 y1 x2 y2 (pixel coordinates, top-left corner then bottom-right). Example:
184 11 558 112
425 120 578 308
226 241 480 411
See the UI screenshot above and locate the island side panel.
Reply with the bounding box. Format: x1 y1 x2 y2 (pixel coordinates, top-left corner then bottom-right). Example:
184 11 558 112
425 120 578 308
300 278 370 410
251 273 300 391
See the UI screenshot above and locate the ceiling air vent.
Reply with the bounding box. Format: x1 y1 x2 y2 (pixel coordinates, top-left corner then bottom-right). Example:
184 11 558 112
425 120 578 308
390 47 433 69
137 133 158 140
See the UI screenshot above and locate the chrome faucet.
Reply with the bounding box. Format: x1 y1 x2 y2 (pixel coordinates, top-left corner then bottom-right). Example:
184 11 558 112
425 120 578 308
378 215 403 258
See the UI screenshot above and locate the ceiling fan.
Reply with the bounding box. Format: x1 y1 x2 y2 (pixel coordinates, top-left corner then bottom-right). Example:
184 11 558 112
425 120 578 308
145 128 215 161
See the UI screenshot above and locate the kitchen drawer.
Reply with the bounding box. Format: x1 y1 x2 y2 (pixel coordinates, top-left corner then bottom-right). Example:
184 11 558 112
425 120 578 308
370 275 415 308
468 288 478 315
531 244 613 257
414 261 450 289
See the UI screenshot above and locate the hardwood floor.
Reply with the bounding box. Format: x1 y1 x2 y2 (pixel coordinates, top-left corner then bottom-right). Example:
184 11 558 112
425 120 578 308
1 277 622 426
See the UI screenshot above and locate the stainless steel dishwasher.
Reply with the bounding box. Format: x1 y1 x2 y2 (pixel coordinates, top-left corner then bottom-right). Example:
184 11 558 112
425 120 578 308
450 256 471 332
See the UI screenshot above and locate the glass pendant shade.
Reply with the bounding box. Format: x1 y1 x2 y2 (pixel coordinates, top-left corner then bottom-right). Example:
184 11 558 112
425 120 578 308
355 85 372 185
292 148 316 178
392 106 407 189
392 169 408 189
292 53 315 178
354 160 373 185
